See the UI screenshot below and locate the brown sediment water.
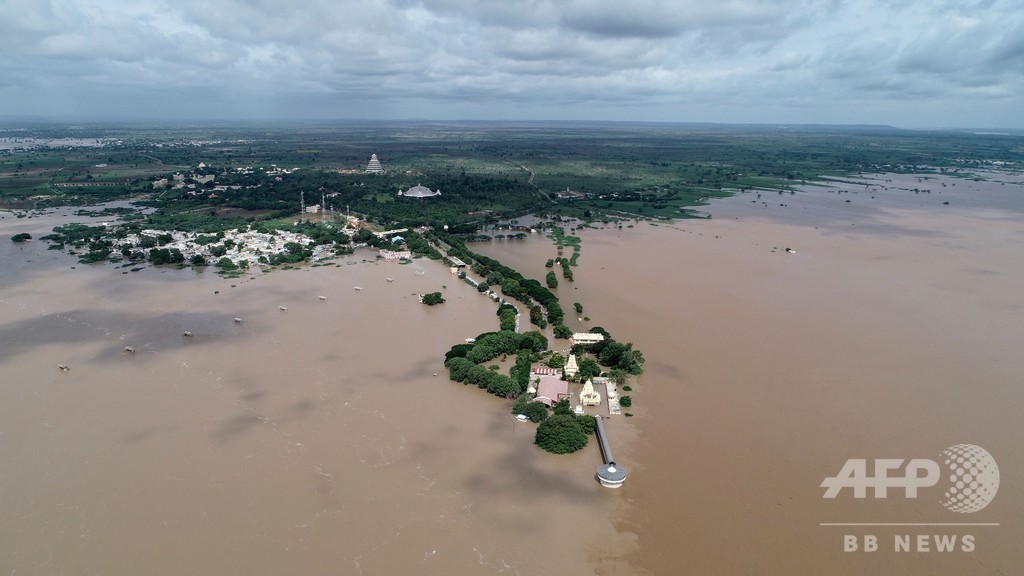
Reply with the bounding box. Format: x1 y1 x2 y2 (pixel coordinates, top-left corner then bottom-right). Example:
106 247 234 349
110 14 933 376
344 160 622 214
0 212 628 575
475 172 1024 575
3 170 1022 575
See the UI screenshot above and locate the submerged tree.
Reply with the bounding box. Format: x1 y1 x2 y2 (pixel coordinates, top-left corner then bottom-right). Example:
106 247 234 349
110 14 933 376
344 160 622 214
422 292 445 306
535 414 588 454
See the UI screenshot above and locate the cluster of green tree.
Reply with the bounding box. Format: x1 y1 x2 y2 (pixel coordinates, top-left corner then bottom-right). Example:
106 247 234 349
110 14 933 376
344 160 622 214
512 394 550 422
143 210 249 234
430 230 565 324
552 324 573 339
148 247 185 265
421 292 445 305
41 223 109 248
574 356 603 381
571 327 645 376
482 233 528 241
474 254 563 323
426 229 475 265
557 258 574 281
216 257 249 271
174 165 545 229
528 305 547 329
267 242 312 265
545 270 558 289
510 354 532 393
548 227 581 251
497 303 517 331
11 232 31 242
444 330 548 365
546 353 566 368
444 343 474 363
445 357 522 398
443 328 552 400
403 230 442 259
535 414 589 454
597 341 645 375
528 398 597 454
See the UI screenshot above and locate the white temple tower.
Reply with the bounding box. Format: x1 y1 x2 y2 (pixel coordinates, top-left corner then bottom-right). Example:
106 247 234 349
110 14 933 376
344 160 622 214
366 154 384 174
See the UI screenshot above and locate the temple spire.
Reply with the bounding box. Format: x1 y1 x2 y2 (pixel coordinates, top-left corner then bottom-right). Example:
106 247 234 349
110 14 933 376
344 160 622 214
366 153 383 174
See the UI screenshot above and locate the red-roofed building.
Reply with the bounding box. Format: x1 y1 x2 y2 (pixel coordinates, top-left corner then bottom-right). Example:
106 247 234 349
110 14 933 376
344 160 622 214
534 375 569 407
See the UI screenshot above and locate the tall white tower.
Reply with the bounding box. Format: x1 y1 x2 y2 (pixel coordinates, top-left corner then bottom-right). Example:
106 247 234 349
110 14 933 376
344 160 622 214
366 154 384 174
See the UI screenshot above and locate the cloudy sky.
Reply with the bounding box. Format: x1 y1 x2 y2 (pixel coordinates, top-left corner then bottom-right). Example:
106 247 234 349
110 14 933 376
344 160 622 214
2 0 1021 128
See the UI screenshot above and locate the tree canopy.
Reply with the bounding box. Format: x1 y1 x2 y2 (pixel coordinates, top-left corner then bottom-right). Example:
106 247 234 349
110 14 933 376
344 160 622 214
422 292 445 306
535 414 588 454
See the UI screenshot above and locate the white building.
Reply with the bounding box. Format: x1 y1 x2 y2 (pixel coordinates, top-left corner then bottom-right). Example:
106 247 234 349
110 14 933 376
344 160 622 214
380 249 412 260
397 184 441 198
564 354 579 378
570 333 605 346
580 379 602 406
366 154 384 173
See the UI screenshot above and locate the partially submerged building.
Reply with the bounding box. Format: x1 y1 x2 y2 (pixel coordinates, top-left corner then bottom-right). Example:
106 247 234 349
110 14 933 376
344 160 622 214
570 332 605 346
534 375 569 407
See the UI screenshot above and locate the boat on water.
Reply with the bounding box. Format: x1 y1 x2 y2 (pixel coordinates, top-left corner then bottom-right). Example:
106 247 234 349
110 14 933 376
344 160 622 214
465 338 476 343
354 286 363 291
515 414 529 422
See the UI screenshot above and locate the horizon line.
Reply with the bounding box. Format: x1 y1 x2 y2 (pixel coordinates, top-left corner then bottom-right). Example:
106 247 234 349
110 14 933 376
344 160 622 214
1 115 1021 133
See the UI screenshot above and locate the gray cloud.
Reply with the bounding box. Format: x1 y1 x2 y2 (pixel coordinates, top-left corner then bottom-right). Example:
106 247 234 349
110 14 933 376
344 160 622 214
0 0 1020 127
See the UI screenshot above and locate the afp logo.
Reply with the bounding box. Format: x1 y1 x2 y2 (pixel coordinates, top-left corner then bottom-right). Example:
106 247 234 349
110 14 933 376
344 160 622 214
821 444 1000 513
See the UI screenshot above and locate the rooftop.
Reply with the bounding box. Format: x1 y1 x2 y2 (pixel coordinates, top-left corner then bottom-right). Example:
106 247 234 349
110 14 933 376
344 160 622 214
397 184 441 198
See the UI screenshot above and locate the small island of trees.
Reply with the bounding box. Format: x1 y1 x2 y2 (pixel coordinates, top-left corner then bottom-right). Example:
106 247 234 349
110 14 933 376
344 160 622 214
421 292 445 306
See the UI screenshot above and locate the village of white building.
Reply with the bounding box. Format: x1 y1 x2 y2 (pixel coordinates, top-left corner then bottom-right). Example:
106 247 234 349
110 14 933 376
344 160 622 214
122 227 323 267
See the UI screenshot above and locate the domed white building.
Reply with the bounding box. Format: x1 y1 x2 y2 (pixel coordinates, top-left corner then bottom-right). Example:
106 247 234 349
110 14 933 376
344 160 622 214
397 184 441 198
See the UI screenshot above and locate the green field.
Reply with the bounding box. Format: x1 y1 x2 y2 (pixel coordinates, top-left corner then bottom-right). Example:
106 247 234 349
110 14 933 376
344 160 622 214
2 121 1021 228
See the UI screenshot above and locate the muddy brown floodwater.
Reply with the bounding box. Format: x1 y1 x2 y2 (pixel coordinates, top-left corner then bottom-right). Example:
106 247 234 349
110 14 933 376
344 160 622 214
2 170 1022 575
475 172 1024 575
0 210 630 575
